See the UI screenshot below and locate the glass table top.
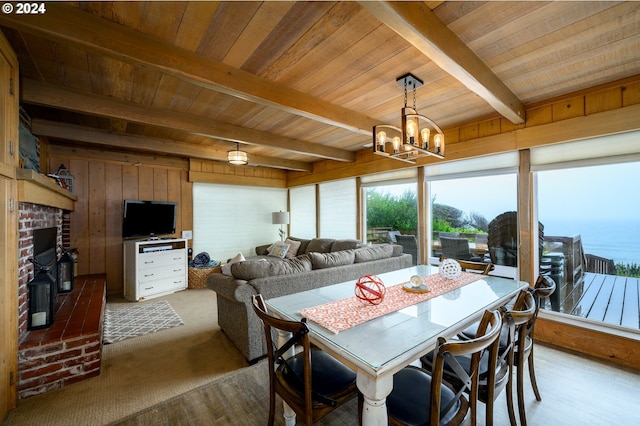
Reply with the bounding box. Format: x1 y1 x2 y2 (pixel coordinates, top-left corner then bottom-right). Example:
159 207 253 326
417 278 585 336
266 265 527 375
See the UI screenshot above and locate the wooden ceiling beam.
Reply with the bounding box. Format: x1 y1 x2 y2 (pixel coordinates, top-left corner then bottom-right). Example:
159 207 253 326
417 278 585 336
22 79 353 163
31 120 313 172
360 1 525 124
0 3 377 134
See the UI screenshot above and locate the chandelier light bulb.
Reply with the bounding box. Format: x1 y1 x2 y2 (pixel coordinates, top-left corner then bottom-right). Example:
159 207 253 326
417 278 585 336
420 128 430 149
392 136 401 153
406 120 417 145
377 130 387 146
434 134 443 154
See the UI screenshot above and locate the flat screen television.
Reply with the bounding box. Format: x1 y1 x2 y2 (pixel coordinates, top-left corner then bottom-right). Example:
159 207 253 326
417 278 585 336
122 200 177 239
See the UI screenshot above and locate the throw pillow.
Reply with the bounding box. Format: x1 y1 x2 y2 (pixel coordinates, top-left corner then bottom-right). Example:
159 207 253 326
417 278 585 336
288 236 310 254
284 238 302 259
268 242 290 259
221 252 246 276
309 250 355 269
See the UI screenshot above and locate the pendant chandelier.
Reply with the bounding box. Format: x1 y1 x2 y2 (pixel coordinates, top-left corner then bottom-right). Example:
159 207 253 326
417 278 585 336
373 73 445 164
227 142 248 165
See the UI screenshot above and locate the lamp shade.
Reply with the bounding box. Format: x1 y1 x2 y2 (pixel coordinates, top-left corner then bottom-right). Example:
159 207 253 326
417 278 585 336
272 211 289 225
227 143 248 165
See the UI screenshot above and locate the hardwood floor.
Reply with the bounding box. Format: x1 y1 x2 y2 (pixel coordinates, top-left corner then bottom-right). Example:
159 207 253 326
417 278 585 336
478 343 640 426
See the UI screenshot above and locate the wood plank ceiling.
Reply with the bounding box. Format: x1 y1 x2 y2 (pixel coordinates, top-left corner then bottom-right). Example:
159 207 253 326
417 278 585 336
1 1 639 171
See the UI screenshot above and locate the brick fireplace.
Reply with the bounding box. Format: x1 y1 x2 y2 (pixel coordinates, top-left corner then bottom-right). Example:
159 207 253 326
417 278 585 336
17 202 105 399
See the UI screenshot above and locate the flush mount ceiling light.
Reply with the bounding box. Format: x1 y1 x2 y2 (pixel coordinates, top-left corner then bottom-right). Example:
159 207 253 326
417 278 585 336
227 142 248 165
373 73 445 164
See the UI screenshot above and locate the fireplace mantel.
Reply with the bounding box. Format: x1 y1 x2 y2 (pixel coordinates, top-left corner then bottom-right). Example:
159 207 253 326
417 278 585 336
17 169 77 211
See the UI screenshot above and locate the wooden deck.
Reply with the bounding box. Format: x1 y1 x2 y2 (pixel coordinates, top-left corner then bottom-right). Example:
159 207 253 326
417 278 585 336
547 272 640 330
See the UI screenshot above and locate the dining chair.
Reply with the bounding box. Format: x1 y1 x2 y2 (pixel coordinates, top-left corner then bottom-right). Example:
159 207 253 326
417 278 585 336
440 237 483 262
386 309 502 426
443 258 495 275
425 289 536 426
251 294 358 426
512 275 556 426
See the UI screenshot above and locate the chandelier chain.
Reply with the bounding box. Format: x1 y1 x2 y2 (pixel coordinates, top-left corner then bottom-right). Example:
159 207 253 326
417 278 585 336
403 79 408 108
412 85 417 110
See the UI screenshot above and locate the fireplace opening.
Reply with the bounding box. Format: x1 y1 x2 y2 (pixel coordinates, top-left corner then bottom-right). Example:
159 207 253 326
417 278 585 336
28 227 59 330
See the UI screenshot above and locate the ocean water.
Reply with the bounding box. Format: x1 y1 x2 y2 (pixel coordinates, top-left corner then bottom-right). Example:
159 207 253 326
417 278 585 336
541 218 640 265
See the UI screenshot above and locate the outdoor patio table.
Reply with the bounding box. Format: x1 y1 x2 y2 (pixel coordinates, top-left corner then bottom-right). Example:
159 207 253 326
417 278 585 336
266 264 527 425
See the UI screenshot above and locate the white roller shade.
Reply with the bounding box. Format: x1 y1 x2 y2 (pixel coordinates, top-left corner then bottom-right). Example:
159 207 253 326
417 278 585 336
290 185 316 239
319 179 357 239
192 183 287 261
531 131 640 171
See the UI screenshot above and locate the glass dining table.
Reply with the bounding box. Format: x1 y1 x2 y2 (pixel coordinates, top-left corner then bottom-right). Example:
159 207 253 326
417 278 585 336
266 264 528 425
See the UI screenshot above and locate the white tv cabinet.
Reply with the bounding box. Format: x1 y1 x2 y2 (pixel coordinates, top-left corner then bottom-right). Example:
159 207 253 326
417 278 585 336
124 238 188 301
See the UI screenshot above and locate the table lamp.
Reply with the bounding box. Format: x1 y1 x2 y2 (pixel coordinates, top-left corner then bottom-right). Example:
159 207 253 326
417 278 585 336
272 211 290 241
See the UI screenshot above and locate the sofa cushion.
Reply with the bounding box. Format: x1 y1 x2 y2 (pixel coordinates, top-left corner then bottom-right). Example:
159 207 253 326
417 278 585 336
222 252 246 275
306 238 335 254
331 239 362 252
232 256 312 280
353 245 394 263
309 250 355 269
391 244 404 257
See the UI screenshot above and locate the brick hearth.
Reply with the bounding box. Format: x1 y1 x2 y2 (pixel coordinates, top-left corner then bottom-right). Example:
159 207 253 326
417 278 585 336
17 201 106 399
18 275 106 399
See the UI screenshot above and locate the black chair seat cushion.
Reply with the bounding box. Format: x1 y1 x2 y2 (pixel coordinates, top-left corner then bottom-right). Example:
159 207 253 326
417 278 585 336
279 348 356 400
387 366 462 425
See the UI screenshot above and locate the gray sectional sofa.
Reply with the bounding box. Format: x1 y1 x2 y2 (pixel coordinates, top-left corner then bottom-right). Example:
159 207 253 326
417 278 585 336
206 237 412 363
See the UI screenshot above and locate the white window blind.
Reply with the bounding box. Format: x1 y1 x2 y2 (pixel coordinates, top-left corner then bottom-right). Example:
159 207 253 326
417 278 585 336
290 185 316 239
530 131 640 171
424 152 519 180
318 179 357 239
192 183 287 261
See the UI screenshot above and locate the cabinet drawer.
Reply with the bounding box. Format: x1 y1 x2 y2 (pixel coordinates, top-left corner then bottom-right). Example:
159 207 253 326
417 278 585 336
138 264 186 283
139 277 187 297
138 250 185 270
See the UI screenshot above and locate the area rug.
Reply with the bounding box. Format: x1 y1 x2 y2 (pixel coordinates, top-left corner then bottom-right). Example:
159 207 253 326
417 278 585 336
108 360 358 425
103 301 184 344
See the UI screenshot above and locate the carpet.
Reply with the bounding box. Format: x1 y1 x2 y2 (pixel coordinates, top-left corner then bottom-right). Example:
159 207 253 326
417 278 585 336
109 360 358 425
103 300 184 344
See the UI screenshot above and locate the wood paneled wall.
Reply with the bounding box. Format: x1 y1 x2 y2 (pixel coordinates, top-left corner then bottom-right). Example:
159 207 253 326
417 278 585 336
48 146 192 296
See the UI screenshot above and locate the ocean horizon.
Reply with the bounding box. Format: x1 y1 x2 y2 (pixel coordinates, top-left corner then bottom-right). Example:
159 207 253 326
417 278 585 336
541 218 640 266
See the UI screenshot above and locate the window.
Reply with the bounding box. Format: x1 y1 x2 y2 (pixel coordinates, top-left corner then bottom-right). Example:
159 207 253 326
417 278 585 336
536 162 640 330
192 183 287 261
425 153 518 275
364 182 417 244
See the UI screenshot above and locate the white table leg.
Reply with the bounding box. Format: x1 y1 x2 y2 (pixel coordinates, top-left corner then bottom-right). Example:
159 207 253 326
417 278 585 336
283 402 296 426
357 372 393 426
276 329 297 425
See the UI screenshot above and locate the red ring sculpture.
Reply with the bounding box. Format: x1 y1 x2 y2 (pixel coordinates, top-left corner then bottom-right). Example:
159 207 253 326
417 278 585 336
354 274 386 306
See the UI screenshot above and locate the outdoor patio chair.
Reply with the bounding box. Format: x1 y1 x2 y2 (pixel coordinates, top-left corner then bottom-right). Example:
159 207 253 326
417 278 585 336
251 294 358 426
440 237 483 262
396 234 418 265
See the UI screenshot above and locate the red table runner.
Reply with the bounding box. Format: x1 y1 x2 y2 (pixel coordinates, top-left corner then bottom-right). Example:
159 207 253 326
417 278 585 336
300 272 483 333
